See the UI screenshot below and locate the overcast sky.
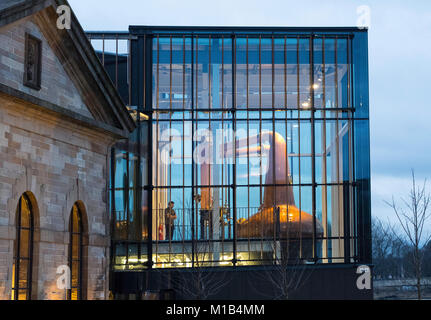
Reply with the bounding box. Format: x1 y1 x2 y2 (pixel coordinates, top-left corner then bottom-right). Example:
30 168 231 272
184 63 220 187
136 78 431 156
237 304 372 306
68 0 431 230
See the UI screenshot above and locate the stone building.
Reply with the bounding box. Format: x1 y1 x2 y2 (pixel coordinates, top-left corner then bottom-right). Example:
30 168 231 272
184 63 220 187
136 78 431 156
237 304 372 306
0 0 135 300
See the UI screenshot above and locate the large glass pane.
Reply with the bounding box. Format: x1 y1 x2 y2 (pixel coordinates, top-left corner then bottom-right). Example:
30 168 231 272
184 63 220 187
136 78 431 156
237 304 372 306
113 149 127 190
313 37 324 109
299 120 312 184
248 38 260 109
261 38 272 108
195 37 210 109
324 38 337 110
141 190 149 241
331 184 345 263
273 38 285 110
235 120 248 186
235 38 247 109
298 38 311 113
222 38 233 109
337 38 349 109
158 37 171 109
286 38 298 110
184 37 193 109
352 32 369 119
171 38 185 110
113 190 127 240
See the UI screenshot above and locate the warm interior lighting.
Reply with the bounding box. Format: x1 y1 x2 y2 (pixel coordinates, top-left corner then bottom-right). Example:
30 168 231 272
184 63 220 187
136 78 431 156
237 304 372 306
11 263 15 300
237 204 323 238
126 106 149 121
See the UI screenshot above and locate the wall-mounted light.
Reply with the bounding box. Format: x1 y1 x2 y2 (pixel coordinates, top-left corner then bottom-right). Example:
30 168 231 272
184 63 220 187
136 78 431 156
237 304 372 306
126 106 149 122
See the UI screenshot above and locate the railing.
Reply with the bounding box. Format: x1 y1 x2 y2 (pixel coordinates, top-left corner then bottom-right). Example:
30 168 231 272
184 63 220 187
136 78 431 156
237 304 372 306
111 206 358 269
113 207 285 242
150 207 289 242
86 32 133 106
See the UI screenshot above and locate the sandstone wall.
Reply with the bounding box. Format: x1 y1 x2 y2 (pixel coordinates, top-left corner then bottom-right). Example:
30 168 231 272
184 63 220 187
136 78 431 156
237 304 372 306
0 96 113 300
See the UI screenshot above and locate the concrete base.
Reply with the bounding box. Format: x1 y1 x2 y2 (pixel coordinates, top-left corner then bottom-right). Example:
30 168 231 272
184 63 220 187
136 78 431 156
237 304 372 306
111 264 373 300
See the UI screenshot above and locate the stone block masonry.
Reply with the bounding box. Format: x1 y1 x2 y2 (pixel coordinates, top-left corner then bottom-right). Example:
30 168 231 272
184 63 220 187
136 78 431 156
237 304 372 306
0 96 115 300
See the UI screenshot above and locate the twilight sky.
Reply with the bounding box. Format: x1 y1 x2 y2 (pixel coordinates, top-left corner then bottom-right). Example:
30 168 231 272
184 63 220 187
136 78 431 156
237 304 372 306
68 0 431 229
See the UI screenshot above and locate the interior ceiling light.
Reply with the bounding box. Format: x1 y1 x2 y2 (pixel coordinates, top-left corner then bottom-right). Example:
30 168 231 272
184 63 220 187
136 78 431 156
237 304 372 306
301 101 310 108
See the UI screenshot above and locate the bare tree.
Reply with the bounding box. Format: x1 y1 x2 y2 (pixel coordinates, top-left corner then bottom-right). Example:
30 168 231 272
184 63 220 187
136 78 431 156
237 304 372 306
372 217 408 279
372 217 395 260
258 243 311 300
174 241 230 300
170 201 230 300
250 208 313 300
385 170 431 300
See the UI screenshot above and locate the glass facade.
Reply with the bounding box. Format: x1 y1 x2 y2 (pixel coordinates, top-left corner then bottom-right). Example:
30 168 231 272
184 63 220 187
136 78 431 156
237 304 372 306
93 27 370 271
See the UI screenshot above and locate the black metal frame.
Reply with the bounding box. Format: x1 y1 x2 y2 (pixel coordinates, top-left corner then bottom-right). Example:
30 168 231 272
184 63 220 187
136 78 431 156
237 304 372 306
87 26 370 273
23 33 42 91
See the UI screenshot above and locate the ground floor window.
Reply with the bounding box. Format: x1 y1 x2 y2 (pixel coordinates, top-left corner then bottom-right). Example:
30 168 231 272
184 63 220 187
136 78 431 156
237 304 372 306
12 193 34 300
68 203 84 300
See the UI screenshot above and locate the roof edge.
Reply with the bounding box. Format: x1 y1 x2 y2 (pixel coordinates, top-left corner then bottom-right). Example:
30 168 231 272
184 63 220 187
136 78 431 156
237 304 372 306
0 82 130 139
0 0 136 134
128 25 368 34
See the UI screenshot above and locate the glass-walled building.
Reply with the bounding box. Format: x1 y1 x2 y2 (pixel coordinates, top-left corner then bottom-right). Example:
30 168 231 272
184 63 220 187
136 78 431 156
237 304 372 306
87 26 371 299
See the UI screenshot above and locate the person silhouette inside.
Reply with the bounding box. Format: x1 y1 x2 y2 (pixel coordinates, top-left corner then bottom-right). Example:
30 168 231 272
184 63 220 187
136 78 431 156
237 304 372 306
165 201 177 241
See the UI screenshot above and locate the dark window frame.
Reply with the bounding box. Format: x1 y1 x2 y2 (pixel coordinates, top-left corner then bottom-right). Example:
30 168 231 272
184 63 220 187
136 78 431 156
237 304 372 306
12 194 34 300
23 33 42 91
67 204 84 300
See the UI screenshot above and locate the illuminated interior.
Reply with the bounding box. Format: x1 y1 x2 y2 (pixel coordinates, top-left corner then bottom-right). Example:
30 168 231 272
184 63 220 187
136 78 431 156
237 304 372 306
12 194 34 300
107 31 370 270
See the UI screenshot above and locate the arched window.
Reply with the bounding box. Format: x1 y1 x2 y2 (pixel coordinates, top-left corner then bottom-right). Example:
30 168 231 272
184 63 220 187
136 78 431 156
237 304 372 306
68 203 84 300
12 194 34 300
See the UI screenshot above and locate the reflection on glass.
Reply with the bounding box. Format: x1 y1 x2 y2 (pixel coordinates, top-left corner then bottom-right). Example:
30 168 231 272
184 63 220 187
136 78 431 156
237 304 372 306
110 32 366 269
